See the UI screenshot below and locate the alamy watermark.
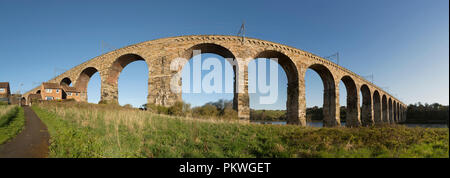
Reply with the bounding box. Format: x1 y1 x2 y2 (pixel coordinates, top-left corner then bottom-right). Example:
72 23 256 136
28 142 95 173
170 50 279 105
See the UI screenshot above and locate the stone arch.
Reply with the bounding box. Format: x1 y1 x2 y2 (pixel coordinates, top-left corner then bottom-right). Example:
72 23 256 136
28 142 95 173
382 95 388 123
360 84 373 126
104 53 148 104
60 77 72 86
373 90 382 124
180 43 239 113
75 67 100 102
339 75 359 127
254 50 300 124
306 63 337 127
388 98 393 123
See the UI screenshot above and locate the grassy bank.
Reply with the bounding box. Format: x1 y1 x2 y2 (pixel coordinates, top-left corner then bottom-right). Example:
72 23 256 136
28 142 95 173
32 102 449 158
0 105 25 144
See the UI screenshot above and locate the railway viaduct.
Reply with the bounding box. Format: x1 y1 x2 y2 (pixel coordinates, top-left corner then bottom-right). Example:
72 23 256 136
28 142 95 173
23 35 407 127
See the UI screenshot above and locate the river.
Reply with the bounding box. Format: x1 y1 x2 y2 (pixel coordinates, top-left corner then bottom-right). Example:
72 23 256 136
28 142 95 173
251 120 448 128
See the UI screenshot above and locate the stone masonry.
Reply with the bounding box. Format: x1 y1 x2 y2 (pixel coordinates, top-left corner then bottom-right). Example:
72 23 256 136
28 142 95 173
23 35 408 127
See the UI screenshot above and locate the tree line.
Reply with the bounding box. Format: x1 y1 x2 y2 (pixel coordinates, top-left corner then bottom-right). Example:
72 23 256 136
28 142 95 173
406 102 448 124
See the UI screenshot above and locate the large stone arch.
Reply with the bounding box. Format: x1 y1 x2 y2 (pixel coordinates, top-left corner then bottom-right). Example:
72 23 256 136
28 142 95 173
254 50 301 125
360 84 373 126
75 67 101 102
306 63 338 127
178 43 244 117
103 53 148 104
382 95 388 123
373 90 382 124
339 75 360 127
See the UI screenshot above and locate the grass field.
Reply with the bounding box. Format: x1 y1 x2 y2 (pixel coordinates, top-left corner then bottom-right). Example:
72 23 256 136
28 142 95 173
32 102 449 158
0 105 25 144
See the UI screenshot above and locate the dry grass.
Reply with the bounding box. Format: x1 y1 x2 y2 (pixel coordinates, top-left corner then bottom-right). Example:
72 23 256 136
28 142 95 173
32 101 449 158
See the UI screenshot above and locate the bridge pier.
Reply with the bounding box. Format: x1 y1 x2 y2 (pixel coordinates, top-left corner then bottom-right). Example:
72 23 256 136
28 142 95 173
100 80 119 104
323 88 340 127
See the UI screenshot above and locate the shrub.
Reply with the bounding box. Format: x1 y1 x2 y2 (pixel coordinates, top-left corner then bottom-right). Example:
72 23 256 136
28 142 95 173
168 101 191 116
123 104 134 109
192 104 219 118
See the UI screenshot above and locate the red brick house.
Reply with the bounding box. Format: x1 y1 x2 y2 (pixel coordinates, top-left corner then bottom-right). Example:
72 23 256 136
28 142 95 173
61 85 81 101
41 82 62 101
0 82 11 103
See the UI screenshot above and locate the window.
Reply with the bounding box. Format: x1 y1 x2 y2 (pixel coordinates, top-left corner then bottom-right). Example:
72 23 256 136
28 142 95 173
76 93 78 96
0 88 5 93
67 92 72 96
46 96 54 100
56 89 60 93
46 89 52 93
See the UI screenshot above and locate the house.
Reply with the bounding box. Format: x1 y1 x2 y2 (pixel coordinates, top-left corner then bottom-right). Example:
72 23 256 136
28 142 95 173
61 85 81 101
41 82 62 101
0 82 11 104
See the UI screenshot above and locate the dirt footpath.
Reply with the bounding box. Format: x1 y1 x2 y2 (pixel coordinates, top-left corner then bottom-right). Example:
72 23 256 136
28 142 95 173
0 106 49 158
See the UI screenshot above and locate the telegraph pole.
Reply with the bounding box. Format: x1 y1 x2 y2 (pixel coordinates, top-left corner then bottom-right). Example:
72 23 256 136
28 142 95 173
325 52 339 65
237 21 245 43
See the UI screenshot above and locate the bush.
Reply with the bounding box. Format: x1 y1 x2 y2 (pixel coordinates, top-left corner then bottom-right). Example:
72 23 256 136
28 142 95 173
168 101 191 116
192 104 219 118
123 104 134 109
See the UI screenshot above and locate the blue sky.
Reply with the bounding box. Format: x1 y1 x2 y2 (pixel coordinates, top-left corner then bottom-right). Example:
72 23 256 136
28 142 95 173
0 0 448 109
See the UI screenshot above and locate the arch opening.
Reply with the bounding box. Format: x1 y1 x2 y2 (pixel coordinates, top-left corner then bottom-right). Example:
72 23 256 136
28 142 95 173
382 95 388 123
181 43 237 118
254 50 299 124
305 64 337 127
373 90 382 124
388 98 393 123
75 67 100 103
105 54 148 106
248 58 289 123
339 76 359 127
360 85 373 126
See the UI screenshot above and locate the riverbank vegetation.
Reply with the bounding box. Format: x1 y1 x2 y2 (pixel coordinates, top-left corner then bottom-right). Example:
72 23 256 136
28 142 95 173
406 103 448 124
0 105 25 144
32 102 448 158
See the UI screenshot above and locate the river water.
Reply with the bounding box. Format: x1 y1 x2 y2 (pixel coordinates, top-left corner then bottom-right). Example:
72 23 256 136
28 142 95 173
251 120 448 128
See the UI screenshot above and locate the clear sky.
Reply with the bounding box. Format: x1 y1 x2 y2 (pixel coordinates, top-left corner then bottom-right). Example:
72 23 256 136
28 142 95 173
0 0 448 109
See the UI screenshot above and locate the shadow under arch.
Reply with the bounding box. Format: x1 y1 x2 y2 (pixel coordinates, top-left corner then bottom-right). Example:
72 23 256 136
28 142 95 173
360 84 373 126
60 77 72 86
254 50 299 124
382 95 388 123
75 67 100 102
339 75 359 127
388 98 393 123
306 63 337 127
373 90 382 124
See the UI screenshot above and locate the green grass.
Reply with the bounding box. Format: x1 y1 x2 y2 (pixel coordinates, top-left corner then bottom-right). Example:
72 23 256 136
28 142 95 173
32 102 449 158
0 106 25 144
